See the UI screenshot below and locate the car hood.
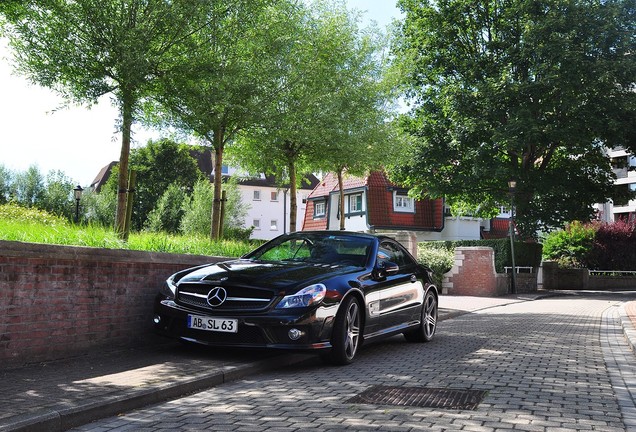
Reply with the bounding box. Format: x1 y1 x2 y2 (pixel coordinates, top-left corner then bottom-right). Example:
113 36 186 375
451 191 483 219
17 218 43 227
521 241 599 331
176 259 359 292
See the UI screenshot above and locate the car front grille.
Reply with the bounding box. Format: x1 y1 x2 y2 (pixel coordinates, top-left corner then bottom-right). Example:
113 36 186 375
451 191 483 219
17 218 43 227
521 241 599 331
176 283 276 312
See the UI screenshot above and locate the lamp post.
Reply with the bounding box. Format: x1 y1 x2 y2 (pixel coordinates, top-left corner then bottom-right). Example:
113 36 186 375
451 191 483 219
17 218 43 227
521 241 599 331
508 179 517 294
73 185 83 223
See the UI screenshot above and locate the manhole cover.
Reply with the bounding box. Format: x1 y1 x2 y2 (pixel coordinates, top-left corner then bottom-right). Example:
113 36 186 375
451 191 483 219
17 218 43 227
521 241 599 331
346 386 487 410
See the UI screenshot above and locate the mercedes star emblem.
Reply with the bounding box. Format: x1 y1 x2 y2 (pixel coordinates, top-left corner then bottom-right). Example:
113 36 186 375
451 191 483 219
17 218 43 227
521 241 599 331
207 287 227 307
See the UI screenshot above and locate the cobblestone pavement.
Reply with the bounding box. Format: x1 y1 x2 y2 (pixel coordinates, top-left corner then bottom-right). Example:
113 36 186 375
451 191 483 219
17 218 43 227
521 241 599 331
70 294 636 431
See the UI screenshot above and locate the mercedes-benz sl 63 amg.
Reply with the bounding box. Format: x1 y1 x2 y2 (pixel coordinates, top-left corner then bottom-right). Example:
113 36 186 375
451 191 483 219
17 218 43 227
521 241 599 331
153 231 438 365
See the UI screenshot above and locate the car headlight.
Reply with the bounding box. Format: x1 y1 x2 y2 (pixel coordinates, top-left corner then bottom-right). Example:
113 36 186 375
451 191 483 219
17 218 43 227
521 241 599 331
276 284 326 309
159 275 177 299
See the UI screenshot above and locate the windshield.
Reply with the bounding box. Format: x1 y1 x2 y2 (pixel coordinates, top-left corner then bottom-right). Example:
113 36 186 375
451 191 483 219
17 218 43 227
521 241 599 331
246 234 374 267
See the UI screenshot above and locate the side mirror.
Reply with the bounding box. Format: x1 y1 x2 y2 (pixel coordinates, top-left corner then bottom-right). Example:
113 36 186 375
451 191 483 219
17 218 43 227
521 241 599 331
374 261 399 280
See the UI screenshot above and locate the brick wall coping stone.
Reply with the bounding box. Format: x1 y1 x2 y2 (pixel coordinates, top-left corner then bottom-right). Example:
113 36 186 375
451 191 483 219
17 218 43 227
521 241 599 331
0 240 224 265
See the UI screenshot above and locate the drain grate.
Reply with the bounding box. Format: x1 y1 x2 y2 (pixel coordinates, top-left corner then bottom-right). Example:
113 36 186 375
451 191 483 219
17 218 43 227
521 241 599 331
346 386 487 410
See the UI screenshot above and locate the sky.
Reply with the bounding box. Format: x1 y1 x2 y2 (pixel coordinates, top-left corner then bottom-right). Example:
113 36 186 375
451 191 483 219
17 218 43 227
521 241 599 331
0 1 402 186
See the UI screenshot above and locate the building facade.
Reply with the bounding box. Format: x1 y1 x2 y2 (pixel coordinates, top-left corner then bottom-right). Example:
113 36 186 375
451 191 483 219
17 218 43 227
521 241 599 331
596 147 636 223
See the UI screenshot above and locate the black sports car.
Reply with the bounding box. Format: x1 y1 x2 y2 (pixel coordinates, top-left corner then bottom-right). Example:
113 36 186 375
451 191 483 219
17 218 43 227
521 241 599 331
153 231 438 365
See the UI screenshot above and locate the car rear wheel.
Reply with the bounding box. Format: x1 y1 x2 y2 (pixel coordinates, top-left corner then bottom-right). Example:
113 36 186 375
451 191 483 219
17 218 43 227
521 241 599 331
322 295 361 365
404 289 437 343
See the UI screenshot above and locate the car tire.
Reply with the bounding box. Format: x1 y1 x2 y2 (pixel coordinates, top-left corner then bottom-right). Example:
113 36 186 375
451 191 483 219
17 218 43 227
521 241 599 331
404 289 437 343
322 295 362 365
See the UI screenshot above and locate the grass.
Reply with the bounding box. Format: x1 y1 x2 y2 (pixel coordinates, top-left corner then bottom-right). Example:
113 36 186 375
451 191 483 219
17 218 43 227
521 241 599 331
0 204 256 257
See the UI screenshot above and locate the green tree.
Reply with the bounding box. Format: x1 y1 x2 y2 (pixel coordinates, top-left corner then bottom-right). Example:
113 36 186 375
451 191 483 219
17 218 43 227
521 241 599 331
40 170 75 219
145 0 293 240
1 1 213 236
392 0 636 238
0 165 13 204
13 165 45 207
232 0 391 232
178 177 249 237
222 175 251 230
129 138 202 231
80 187 116 227
144 182 187 233
180 179 213 237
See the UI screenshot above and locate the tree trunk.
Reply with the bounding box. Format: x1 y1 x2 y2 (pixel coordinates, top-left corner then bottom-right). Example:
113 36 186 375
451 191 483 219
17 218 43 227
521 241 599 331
337 169 345 230
115 88 134 238
210 127 225 240
288 162 297 233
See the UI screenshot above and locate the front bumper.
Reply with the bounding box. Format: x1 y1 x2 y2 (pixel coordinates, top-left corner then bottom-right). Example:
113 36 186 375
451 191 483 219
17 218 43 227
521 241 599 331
153 297 336 351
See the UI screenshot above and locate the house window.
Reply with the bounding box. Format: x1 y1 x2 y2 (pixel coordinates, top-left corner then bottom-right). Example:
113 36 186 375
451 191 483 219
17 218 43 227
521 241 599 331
393 191 415 213
253 219 260 230
271 191 278 201
347 193 363 214
253 190 261 201
314 201 326 218
270 219 278 230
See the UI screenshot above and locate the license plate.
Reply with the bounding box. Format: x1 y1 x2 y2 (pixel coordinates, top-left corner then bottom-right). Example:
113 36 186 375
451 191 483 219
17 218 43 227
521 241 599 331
187 315 238 333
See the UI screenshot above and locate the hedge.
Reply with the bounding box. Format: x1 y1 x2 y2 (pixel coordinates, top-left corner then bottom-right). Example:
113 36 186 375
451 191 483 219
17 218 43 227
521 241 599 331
419 238 543 274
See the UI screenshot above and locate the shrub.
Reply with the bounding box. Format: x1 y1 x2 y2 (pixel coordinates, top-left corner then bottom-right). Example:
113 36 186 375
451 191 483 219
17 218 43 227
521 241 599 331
417 243 454 287
542 220 636 270
180 180 213 236
542 221 597 268
223 226 255 242
145 183 187 233
80 188 116 227
587 220 636 270
0 203 68 227
40 170 75 220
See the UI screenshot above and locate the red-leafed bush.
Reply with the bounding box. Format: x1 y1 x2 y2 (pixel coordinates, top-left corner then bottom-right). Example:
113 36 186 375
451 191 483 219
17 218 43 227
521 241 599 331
543 220 636 270
586 220 636 270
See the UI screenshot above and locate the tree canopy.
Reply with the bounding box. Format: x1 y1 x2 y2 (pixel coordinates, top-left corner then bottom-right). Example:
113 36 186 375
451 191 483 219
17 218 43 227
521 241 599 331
392 0 636 237
144 0 294 239
127 138 203 231
231 0 394 232
0 0 214 237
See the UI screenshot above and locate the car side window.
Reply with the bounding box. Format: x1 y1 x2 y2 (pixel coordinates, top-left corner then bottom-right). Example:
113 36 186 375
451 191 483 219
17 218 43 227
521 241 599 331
378 241 407 268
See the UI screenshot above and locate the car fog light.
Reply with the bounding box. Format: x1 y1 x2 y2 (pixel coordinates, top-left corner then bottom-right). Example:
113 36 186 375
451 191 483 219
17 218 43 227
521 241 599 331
153 315 161 325
288 328 303 341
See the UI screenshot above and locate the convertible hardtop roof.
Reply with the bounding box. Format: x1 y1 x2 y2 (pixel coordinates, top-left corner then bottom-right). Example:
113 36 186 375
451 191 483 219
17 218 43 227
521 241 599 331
286 231 394 241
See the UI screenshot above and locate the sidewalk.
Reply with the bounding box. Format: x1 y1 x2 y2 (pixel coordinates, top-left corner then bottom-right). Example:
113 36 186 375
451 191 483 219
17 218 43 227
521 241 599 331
1 293 633 432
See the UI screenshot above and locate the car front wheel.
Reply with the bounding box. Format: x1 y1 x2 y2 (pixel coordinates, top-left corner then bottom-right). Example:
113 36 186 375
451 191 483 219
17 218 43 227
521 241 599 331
404 289 437 343
323 295 362 365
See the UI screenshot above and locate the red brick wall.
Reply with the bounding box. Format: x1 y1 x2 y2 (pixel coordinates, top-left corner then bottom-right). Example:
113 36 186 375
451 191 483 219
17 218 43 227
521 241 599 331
442 247 508 296
0 241 225 368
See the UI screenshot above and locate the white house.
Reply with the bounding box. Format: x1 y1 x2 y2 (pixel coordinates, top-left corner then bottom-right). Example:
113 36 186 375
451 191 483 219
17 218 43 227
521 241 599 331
235 173 319 240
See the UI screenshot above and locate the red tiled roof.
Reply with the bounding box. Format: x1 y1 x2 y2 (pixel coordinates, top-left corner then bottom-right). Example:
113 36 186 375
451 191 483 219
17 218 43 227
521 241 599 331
307 173 369 199
307 173 339 198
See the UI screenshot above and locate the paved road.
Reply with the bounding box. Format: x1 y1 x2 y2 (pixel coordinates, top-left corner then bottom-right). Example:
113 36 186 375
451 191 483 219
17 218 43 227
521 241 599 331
68 292 636 431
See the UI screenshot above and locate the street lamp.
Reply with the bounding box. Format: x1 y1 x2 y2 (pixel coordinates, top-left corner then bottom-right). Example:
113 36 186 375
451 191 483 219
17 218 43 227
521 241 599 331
508 179 517 294
73 185 83 223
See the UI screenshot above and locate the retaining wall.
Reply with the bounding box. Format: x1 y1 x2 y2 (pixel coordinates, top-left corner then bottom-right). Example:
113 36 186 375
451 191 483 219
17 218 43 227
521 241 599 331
542 261 636 290
0 240 222 368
